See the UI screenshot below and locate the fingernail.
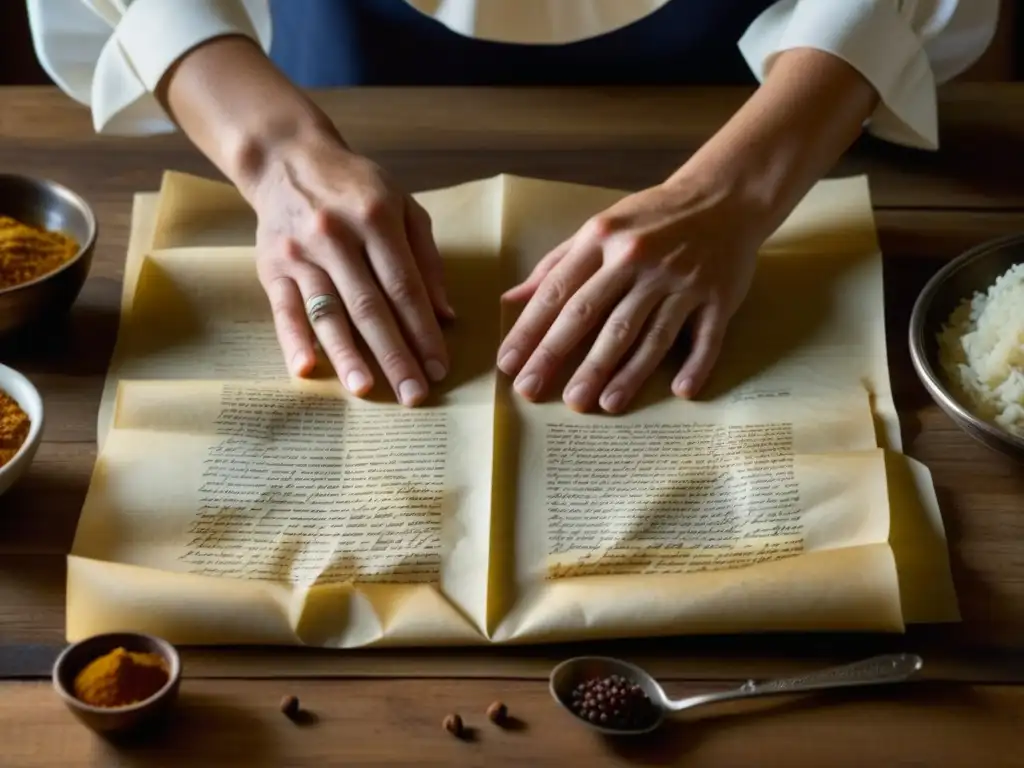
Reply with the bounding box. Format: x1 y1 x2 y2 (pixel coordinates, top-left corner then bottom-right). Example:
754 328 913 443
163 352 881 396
601 390 624 412
498 349 522 374
425 359 447 382
443 301 456 319
290 350 313 376
674 378 693 398
564 382 590 408
346 370 369 394
398 378 426 406
515 373 541 399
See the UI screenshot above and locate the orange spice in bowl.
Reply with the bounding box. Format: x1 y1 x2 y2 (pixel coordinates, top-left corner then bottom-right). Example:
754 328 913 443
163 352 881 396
73 647 170 709
0 214 79 290
53 632 181 736
0 390 30 469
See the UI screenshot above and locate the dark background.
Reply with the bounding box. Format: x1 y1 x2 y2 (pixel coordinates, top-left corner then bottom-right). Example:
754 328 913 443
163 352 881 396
1 1 1019 87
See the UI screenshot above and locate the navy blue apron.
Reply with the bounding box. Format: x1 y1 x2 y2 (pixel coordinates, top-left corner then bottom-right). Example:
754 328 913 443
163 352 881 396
269 0 777 87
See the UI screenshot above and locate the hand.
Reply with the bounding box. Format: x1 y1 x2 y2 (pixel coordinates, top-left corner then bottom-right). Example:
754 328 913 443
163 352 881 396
497 175 768 413
250 134 453 406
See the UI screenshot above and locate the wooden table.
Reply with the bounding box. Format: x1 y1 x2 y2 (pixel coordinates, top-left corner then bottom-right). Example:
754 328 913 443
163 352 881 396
2 85 1024 766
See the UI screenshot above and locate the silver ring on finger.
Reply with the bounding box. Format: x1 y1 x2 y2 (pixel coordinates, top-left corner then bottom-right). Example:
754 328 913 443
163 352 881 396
305 292 342 324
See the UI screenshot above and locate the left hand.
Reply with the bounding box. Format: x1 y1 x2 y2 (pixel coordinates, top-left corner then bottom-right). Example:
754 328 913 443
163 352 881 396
496 176 768 413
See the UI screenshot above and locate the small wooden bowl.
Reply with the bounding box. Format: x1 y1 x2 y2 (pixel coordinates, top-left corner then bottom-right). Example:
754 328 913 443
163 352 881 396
52 632 182 737
0 173 97 336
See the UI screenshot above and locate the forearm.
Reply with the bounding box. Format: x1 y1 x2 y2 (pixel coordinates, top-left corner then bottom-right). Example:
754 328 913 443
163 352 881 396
157 35 340 203
670 48 879 237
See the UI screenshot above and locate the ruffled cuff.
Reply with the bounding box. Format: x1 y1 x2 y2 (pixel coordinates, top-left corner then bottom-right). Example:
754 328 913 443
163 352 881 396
739 0 939 150
94 0 271 135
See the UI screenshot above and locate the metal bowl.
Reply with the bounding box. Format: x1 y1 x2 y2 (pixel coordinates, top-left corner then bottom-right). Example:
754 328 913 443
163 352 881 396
0 174 97 336
909 232 1024 461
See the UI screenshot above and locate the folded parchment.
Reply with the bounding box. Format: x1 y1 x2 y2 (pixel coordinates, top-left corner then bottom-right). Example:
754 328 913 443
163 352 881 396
68 172 958 646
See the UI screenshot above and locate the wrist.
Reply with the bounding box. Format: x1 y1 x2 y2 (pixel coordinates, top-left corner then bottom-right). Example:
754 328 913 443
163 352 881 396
159 35 346 204
663 145 783 248
666 48 878 240
228 108 340 205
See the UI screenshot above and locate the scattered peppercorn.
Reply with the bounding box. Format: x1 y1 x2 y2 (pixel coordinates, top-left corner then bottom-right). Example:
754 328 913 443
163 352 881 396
280 694 301 719
486 700 508 725
569 674 658 730
443 713 464 737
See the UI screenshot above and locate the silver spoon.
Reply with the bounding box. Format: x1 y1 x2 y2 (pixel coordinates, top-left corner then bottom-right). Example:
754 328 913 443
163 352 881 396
549 652 924 736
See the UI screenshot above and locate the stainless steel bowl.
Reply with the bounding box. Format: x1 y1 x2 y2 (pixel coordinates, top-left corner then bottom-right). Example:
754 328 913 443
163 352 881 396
909 232 1024 461
0 174 97 336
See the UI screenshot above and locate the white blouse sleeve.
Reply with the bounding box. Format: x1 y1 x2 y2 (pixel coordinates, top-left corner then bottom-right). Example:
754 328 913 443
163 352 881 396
738 0 1001 150
26 0 272 136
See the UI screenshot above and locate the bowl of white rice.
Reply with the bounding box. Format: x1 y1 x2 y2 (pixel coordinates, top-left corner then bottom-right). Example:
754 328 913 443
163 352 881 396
910 232 1024 460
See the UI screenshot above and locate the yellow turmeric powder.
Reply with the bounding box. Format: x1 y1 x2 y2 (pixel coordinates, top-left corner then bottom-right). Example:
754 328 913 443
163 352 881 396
0 215 78 290
73 647 170 708
0 391 30 469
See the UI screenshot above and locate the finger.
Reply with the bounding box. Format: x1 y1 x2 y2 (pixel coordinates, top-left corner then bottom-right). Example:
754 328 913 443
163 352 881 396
513 266 633 402
259 271 317 377
292 266 374 397
405 200 455 319
561 286 662 412
672 303 727 399
599 292 697 413
502 238 573 304
362 217 450 384
496 244 600 385
315 236 430 406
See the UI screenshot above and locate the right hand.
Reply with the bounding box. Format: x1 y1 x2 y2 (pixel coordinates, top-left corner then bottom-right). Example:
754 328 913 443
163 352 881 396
249 133 454 406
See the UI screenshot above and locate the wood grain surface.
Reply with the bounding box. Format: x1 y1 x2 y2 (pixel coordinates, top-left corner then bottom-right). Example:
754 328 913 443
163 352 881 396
1 85 1024 208
3 678 1023 767
2 85 1024 765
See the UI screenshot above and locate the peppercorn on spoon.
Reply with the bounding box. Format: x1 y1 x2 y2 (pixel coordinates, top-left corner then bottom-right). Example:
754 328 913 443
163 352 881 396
549 652 924 736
